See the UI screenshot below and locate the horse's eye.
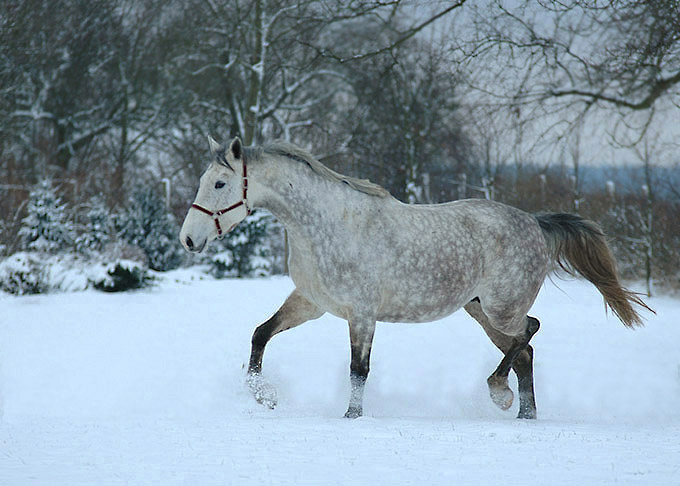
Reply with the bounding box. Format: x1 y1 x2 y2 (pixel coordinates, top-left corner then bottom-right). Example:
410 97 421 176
215 181 226 189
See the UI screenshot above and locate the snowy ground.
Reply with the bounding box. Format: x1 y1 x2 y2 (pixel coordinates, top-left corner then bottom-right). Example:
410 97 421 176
1 272 678 485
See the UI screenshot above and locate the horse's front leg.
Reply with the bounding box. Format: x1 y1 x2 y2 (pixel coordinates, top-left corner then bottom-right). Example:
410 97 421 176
345 315 377 418
247 289 323 408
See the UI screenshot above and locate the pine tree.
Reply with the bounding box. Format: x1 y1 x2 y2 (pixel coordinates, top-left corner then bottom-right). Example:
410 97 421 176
18 179 74 253
208 211 273 278
117 185 184 271
76 195 113 254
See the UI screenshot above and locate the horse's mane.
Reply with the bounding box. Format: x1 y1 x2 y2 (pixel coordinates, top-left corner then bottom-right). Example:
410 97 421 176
248 141 390 198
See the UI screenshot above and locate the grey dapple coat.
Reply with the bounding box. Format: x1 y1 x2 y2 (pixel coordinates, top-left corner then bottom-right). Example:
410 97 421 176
180 137 651 419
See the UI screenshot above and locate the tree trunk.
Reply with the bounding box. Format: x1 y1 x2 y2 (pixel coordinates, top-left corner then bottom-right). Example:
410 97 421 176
243 0 263 146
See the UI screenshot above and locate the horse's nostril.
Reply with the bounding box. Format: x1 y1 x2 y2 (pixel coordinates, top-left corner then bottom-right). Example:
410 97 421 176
185 236 194 250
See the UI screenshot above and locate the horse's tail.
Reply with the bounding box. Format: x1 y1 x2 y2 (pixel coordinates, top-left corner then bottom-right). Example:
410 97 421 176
535 213 653 328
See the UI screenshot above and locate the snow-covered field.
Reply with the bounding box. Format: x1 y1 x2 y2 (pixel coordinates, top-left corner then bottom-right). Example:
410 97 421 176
1 273 678 485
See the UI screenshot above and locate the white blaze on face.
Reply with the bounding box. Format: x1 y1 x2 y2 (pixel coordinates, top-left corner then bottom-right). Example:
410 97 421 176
179 137 248 253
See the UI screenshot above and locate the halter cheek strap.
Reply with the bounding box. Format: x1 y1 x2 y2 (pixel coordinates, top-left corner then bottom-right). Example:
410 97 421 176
191 161 250 237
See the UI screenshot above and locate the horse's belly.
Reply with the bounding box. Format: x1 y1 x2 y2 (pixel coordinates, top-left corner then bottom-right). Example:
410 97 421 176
377 287 472 323
378 306 460 323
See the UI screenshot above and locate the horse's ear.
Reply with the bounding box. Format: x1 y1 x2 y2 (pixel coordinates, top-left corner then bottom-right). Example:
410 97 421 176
208 135 234 170
229 137 242 160
208 136 221 155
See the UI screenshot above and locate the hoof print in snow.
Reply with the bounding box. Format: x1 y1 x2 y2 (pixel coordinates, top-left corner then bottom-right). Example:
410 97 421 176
246 373 278 409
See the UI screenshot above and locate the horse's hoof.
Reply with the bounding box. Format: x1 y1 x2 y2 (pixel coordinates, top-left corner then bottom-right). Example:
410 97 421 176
344 406 362 419
246 373 277 409
487 375 514 410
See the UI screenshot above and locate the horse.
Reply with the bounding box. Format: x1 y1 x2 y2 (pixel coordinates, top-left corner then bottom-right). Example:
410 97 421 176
179 136 652 419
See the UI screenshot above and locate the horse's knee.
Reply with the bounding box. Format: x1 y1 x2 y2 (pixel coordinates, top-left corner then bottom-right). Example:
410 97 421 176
349 325 375 378
350 356 370 378
251 315 279 348
249 316 280 375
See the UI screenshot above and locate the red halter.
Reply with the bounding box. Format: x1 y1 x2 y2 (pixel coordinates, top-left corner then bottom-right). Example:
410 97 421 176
190 160 250 237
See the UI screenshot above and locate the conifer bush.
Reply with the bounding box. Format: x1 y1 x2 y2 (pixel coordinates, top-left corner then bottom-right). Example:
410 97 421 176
18 180 74 253
206 211 273 278
117 185 184 272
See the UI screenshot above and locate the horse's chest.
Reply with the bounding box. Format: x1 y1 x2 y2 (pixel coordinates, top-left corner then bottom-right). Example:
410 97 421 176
288 243 354 318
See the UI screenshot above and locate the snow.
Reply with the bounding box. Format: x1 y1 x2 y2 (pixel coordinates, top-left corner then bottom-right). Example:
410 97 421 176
1 274 679 485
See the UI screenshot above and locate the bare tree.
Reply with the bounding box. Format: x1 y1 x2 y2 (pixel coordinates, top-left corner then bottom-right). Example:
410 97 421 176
0 0 177 204
464 109 523 202
334 40 470 202
301 0 469 64
632 139 659 297
170 0 348 146
1 0 121 173
455 0 680 148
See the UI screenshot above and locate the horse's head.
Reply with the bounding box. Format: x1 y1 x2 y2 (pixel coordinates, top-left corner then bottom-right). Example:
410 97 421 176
179 136 250 253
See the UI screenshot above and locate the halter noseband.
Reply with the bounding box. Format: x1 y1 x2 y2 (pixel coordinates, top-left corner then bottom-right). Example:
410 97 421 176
190 159 250 237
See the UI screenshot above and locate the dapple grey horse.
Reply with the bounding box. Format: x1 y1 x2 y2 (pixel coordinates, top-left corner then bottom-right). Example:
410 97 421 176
179 137 651 419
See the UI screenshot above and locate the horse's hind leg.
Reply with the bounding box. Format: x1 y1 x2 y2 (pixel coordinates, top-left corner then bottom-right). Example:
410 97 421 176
506 344 536 419
464 300 540 419
247 289 323 408
487 316 539 417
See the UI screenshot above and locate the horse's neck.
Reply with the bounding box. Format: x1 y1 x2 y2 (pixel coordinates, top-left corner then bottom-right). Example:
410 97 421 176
253 156 365 241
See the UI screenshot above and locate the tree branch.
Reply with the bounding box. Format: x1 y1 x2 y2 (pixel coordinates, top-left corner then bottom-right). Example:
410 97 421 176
549 69 680 110
308 0 468 63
